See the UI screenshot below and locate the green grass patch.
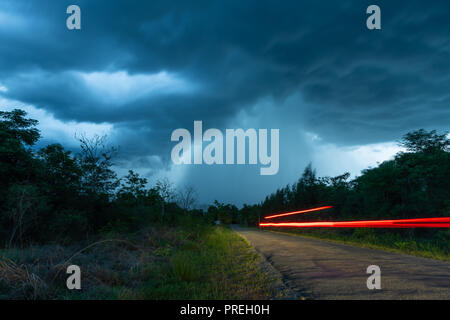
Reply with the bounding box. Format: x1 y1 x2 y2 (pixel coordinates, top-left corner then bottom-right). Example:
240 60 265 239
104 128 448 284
137 227 273 299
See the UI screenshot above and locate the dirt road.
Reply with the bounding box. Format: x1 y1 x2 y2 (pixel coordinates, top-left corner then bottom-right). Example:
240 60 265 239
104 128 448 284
233 226 450 299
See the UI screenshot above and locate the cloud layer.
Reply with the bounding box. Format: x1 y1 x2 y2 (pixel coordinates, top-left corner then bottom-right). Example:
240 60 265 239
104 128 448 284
0 0 448 205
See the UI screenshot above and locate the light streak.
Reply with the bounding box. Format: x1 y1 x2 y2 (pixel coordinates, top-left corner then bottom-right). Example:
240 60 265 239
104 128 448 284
259 217 450 228
264 206 333 219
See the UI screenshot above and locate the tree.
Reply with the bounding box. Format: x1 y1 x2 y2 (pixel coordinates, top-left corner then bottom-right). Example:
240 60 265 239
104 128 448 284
37 144 81 202
0 109 40 146
76 134 119 197
207 200 237 224
292 163 325 209
399 129 449 153
155 178 175 221
7 184 45 247
238 204 261 226
177 185 198 211
0 109 41 188
118 170 148 203
301 163 317 186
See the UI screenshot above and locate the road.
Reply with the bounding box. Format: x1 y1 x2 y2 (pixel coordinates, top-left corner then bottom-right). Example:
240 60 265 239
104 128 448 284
233 226 450 299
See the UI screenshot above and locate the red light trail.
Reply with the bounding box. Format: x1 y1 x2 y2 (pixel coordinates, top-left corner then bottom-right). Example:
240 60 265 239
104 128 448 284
264 206 333 219
259 217 450 228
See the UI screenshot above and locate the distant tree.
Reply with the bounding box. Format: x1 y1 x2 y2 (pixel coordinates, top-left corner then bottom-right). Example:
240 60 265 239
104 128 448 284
155 178 176 221
118 170 148 203
301 163 317 186
76 134 119 196
207 200 237 224
399 129 449 153
327 172 351 187
291 163 326 210
7 184 46 247
37 144 81 203
238 204 261 226
177 185 198 211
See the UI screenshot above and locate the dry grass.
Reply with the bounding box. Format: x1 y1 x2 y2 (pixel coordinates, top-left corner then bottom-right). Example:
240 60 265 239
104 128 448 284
0 226 274 300
0 226 193 299
0 257 48 299
0 233 154 299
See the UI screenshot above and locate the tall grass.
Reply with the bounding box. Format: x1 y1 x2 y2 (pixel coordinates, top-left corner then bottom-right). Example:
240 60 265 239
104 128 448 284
139 227 273 299
0 226 273 300
171 252 199 282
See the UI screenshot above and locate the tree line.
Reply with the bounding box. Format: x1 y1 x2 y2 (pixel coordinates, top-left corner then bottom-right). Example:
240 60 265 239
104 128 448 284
0 109 205 246
218 129 450 233
1 108 449 246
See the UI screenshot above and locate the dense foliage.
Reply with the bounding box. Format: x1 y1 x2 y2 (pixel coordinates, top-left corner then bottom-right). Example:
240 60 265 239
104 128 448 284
233 127 449 251
0 109 205 246
252 129 449 224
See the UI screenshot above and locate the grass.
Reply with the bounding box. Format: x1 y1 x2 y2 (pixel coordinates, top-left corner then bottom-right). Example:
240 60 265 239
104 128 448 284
0 225 274 300
137 227 273 299
264 227 450 262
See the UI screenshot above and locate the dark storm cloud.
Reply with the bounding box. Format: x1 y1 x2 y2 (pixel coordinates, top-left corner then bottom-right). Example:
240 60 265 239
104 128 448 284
0 0 449 186
1 0 449 138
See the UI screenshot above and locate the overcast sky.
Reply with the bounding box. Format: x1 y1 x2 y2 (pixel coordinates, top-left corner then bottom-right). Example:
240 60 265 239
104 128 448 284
0 1 449 206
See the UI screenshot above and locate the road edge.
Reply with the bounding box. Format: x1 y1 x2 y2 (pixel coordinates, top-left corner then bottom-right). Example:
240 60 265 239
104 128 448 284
231 225 304 300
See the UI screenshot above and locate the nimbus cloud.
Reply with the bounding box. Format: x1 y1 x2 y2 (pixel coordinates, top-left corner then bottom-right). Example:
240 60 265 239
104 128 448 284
171 121 279 175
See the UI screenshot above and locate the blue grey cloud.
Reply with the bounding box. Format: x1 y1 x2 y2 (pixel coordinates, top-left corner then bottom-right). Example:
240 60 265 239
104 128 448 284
0 0 449 204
